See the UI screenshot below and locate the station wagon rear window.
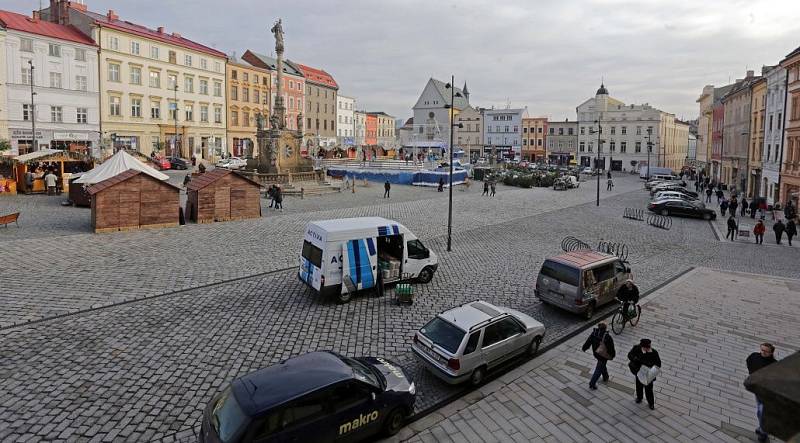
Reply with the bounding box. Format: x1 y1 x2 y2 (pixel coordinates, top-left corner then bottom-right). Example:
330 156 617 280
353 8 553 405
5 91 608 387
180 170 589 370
420 317 465 354
301 240 323 268
540 260 580 287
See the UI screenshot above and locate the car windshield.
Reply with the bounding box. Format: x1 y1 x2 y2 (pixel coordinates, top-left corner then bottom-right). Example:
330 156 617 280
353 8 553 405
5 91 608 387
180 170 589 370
420 317 466 354
211 388 250 443
341 356 382 389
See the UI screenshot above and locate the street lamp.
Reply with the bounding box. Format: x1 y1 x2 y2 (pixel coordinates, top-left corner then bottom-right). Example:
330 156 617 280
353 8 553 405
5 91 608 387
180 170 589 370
591 119 602 206
645 127 654 181
444 76 464 252
28 60 37 152
173 84 179 158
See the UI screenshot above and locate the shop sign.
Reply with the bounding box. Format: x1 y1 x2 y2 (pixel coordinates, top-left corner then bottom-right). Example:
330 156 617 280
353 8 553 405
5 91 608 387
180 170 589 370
53 132 90 141
11 129 44 139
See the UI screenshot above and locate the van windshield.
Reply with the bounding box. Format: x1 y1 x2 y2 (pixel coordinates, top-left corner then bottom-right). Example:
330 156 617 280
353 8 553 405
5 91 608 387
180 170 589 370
540 260 580 287
301 240 323 268
211 388 250 443
420 317 465 354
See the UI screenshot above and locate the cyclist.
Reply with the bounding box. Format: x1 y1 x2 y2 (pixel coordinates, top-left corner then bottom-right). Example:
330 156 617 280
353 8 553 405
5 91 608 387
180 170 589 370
616 279 640 320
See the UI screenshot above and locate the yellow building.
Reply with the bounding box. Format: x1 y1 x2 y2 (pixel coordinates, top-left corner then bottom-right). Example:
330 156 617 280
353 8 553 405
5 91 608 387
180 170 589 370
226 61 271 157
660 116 690 171
748 77 767 198
45 2 228 161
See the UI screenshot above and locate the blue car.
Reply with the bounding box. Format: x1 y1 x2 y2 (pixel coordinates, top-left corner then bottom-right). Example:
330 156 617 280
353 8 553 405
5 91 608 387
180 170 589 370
200 351 416 443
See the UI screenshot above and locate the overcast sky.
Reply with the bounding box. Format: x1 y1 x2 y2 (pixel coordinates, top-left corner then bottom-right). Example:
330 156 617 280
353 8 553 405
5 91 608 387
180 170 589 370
8 0 800 121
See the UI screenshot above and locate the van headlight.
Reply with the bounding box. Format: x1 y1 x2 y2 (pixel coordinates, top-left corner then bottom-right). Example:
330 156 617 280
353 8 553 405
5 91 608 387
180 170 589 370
408 382 416 395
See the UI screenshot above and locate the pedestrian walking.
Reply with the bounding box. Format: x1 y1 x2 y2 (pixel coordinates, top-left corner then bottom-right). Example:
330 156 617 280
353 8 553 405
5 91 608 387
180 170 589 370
740 197 748 217
437 177 444 192
490 181 496 197
44 170 57 195
383 180 391 198
726 215 738 240
716 189 724 205
482 181 489 196
582 322 615 390
720 199 729 217
627 339 662 410
773 220 785 244
785 201 797 220
273 185 283 211
607 177 614 191
267 185 276 208
753 220 765 244
606 171 612 179
750 199 758 219
705 188 713 203
746 343 777 443
729 197 739 217
24 170 34 194
786 219 797 246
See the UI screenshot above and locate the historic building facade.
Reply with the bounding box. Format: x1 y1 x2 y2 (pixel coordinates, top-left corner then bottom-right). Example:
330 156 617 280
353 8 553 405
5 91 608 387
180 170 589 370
721 71 759 193
521 117 547 161
780 45 800 209
293 62 337 151
412 78 470 150
453 106 483 160
748 74 768 198
546 120 578 165
242 50 304 132
483 107 527 160
226 60 270 158
370 111 395 150
763 66 787 204
353 110 366 147
1 10 99 156
364 113 377 147
336 94 354 147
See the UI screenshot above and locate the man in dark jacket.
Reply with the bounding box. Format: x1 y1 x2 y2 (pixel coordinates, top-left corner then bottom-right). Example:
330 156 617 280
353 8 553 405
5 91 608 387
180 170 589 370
773 220 785 244
786 219 797 246
726 215 738 240
740 197 748 217
582 322 615 390
750 199 758 219
383 180 391 198
705 187 713 203
628 339 661 410
747 343 777 442
729 197 739 217
616 279 639 320
716 188 724 204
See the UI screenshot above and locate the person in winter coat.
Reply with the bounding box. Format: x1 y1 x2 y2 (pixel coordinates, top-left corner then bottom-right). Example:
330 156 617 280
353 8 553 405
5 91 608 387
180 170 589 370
628 339 662 410
746 343 777 443
616 279 640 320
726 215 738 240
786 219 797 246
705 188 713 203
750 199 758 219
773 220 785 244
753 220 765 244
740 197 748 217
383 180 391 198
482 181 489 196
273 186 283 211
720 199 729 216
582 322 615 390
716 189 724 204
490 181 496 196
437 177 444 192
729 197 739 217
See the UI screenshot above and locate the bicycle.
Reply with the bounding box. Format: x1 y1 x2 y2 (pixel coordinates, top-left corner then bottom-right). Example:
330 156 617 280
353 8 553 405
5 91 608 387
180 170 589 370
611 298 641 334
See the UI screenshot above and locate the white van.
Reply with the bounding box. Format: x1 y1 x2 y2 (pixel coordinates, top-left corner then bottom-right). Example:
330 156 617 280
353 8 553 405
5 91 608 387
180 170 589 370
299 217 439 303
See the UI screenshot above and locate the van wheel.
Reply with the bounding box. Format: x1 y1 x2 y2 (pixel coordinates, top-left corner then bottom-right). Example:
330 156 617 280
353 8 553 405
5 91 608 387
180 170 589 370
660 209 669 216
383 408 406 436
703 213 711 220
337 291 352 304
584 303 595 320
527 336 542 356
470 367 486 386
417 267 434 283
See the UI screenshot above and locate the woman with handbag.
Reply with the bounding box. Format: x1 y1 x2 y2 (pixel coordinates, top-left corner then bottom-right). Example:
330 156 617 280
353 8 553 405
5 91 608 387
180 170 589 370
582 322 616 390
627 338 662 410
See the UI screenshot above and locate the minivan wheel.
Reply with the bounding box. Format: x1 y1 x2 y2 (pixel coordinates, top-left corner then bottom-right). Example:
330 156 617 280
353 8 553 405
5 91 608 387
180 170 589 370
703 213 711 220
417 267 434 283
660 209 669 216
337 291 352 304
584 303 595 320
527 336 542 356
383 408 405 436
470 367 486 386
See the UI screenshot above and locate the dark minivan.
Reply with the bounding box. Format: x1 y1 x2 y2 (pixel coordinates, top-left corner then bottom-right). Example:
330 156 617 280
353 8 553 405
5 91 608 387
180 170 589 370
200 351 416 443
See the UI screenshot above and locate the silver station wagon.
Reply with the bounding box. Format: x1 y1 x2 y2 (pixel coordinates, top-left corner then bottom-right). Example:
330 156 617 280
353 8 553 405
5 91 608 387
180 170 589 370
411 301 546 385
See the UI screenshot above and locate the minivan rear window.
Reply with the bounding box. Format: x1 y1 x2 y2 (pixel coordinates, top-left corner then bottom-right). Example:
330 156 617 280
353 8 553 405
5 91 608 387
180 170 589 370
301 240 323 268
420 317 466 354
540 260 580 287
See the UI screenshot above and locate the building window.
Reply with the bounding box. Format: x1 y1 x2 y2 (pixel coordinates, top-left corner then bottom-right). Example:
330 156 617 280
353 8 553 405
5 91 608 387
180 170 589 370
201 58 207 70
580 141 585 152
214 107 222 124
48 43 61 57
75 48 86 61
214 62 221 73
168 101 177 120
523 139 527 146
168 74 177 90
231 110 238 126
130 66 141 85
243 111 250 127
621 126 627 135
21 67 31 85
22 104 32 121
21 38 33 52
108 63 120 82
48 72 62 88
149 71 160 88
76 107 88 124
109 96 121 116
243 72 249 82
610 126 616 135
254 90 259 104
230 85 238 100
151 46 159 59
232 70 238 80
131 98 142 117
109 37 119 50
51 106 63 122
580 127 585 135
184 104 193 121
200 105 209 122
130 41 140 55
184 76 194 93
151 101 160 119
184 54 192 67
263 77 268 86
199 79 208 95
168 50 176 64
75 75 87 91
242 88 249 102
609 141 615 152
621 141 628 153
213 81 222 97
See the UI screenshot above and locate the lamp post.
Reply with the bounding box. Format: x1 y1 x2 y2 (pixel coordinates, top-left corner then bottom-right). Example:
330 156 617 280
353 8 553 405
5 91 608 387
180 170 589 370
645 127 653 181
592 119 602 206
28 60 37 151
173 84 179 158
444 77 464 252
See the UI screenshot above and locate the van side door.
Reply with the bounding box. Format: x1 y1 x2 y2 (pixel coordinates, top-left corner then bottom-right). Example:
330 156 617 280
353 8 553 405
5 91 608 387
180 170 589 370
590 263 617 306
481 317 526 369
341 238 378 294
404 238 430 279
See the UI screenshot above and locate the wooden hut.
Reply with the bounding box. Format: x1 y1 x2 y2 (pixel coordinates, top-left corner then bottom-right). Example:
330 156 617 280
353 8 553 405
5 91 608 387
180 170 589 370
186 169 262 223
87 169 180 233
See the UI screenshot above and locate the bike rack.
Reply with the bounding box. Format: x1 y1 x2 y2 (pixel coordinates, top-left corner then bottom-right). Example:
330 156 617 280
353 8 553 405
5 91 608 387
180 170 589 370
561 236 591 252
623 207 644 221
597 240 629 262
647 214 672 230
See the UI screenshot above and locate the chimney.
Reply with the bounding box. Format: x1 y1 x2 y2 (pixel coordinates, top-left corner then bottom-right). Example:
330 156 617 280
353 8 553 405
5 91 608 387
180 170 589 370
746 70 754 78
70 1 88 12
31 11 41 21
157 26 165 33
107 9 118 21
172 32 181 39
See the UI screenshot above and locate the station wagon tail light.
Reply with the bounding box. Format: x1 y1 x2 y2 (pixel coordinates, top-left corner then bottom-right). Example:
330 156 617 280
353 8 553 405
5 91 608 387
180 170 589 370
447 358 460 370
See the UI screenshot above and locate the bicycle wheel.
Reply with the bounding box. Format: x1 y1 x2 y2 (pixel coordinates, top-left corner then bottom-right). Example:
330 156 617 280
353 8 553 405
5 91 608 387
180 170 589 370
611 311 625 334
629 305 642 326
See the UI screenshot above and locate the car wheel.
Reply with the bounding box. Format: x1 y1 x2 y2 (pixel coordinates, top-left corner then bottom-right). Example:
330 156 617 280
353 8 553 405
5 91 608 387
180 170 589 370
527 336 542 356
470 367 486 386
660 209 669 216
416 266 434 284
383 408 406 436
702 213 711 220
583 302 595 320
337 291 352 304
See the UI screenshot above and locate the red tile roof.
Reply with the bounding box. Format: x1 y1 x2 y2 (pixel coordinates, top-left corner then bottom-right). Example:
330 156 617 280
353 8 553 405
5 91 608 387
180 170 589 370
0 10 95 46
294 63 338 89
81 9 226 59
87 169 179 195
186 169 262 191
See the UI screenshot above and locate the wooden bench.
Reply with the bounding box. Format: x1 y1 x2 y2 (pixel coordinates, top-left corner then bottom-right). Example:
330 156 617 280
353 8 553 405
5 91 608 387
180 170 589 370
0 212 20 228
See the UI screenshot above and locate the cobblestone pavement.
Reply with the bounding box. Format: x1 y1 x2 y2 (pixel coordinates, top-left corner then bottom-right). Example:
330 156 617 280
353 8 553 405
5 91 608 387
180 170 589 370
0 175 798 442
386 267 800 443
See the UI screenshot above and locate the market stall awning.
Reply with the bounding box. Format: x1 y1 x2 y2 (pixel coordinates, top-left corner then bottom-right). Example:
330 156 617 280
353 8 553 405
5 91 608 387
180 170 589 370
405 141 446 149
11 149 64 163
744 351 800 441
74 150 168 184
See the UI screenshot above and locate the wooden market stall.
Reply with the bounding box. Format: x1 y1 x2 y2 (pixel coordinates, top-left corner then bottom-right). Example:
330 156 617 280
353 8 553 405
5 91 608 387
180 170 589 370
1 149 93 194
72 150 170 207
87 169 180 233
186 169 262 223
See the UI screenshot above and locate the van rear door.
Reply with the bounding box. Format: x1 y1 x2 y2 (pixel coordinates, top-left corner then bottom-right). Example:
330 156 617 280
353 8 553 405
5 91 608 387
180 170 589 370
300 240 323 291
341 238 378 295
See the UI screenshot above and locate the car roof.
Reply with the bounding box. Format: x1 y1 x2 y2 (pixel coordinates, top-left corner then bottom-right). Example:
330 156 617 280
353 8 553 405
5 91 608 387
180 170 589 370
548 250 617 269
231 351 354 416
438 300 508 330
309 217 400 234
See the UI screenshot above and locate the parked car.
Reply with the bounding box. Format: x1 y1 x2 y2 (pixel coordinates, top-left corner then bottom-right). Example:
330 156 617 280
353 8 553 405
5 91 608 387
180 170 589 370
564 175 580 188
648 199 716 220
650 184 697 197
581 167 593 174
199 351 416 443
167 157 190 170
218 156 248 170
653 190 699 202
151 157 171 170
412 300 545 386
